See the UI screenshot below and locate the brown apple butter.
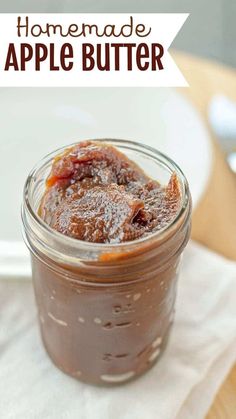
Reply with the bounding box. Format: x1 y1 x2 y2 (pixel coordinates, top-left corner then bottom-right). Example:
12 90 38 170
22 139 191 385
39 141 181 244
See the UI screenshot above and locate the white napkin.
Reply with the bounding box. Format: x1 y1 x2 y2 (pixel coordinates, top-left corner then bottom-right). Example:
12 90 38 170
0 241 236 419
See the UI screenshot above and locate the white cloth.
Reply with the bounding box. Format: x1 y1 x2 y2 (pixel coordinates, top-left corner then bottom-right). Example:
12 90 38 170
0 241 236 419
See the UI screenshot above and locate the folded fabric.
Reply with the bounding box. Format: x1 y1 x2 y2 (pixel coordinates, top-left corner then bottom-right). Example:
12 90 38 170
0 241 236 419
0 241 31 279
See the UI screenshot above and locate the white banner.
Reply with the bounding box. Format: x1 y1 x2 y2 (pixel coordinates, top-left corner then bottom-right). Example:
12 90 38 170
0 13 189 87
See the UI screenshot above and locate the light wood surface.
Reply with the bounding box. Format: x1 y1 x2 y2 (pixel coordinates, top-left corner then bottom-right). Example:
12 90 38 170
173 51 236 418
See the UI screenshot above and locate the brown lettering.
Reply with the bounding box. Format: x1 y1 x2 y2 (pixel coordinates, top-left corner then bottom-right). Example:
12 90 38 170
136 23 151 37
125 43 136 71
97 43 110 71
151 43 164 70
121 16 133 37
35 44 48 70
68 24 80 37
82 25 101 37
136 43 149 70
17 16 29 37
60 43 74 71
111 43 122 70
4 43 19 71
82 43 95 70
49 44 60 71
45 24 67 37
104 25 116 37
21 43 33 70
31 24 43 37
16 15 151 39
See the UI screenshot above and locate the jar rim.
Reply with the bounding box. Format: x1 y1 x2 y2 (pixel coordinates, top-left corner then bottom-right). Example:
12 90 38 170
22 138 190 260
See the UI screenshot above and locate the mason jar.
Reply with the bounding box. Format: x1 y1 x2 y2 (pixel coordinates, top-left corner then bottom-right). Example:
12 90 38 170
22 139 191 385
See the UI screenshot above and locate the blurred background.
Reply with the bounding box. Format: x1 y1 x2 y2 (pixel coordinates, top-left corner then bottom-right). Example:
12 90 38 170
1 0 236 67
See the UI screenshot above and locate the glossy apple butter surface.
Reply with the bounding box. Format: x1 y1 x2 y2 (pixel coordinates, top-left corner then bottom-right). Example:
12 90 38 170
39 141 181 244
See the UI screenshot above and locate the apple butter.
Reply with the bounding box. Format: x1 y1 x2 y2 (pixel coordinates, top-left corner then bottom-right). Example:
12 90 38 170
39 141 181 244
22 139 191 385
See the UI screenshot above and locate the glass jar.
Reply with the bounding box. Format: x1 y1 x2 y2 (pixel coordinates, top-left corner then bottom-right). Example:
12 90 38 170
22 139 191 385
